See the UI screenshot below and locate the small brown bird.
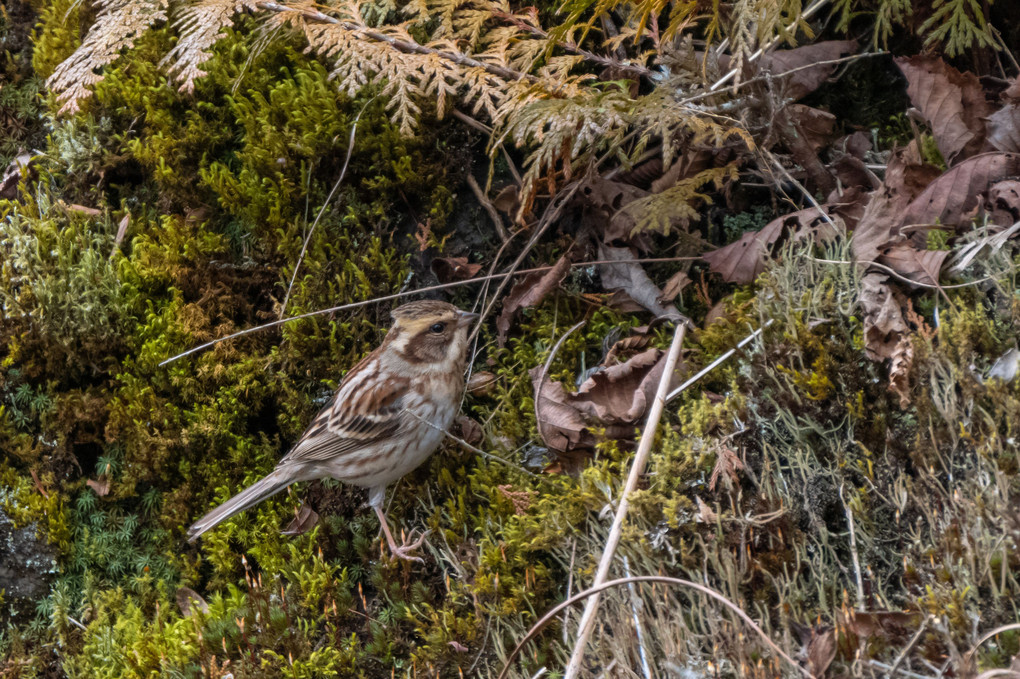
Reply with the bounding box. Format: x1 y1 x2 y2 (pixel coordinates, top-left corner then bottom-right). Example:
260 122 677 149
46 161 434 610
187 300 477 560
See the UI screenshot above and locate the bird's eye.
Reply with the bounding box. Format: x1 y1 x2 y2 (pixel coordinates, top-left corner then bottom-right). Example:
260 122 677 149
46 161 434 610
430 322 446 334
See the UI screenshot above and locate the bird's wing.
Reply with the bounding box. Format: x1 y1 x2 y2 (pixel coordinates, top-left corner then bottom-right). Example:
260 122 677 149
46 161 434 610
280 353 411 464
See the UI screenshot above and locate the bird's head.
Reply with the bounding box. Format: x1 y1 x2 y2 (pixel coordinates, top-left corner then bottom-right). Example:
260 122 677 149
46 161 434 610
386 300 477 369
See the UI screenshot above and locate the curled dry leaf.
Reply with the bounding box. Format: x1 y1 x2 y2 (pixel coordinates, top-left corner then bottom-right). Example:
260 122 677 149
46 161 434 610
860 272 910 362
431 256 482 283
657 270 690 305
455 415 484 446
530 345 684 454
851 141 940 265
986 87 1020 153
894 55 992 165
496 255 570 344
176 587 209 617
793 624 838 679
597 244 685 320
582 177 651 243
985 179 1020 226
888 335 914 409
466 370 497 396
281 501 319 536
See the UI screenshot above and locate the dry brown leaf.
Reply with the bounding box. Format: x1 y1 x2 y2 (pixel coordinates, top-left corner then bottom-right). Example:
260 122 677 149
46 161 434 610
572 347 670 422
581 177 650 243
888 335 914 409
851 142 940 265
87 464 111 497
466 370 497 396
876 243 949 287
985 179 1020 226
695 496 718 523
782 105 837 153
176 587 209 617
455 415 484 446
491 185 519 214
597 244 684 320
657 271 691 304
985 77 1020 153
431 256 482 283
530 366 599 452
530 345 683 453
895 55 992 165
794 624 838 679
703 196 854 285
898 152 1020 232
758 40 858 101
840 609 921 639
497 255 570 344
281 501 319 536
860 272 910 361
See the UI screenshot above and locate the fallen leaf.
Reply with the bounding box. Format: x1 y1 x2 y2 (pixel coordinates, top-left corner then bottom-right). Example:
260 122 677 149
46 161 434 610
851 142 940 265
876 243 948 287
448 641 469 653
491 185 519 214
757 40 858 101
860 272 910 361
888 336 914 409
572 347 671 422
840 609 921 639
895 55 992 165
985 179 1020 226
431 256 482 283
455 415 484 446
0 153 32 200
703 194 857 285
695 496 718 523
657 270 691 304
898 153 1020 232
466 370 497 396
793 624 838 679
597 244 685 320
986 102 1020 153
87 464 111 497
176 587 209 617
582 177 651 243
281 501 319 536
497 256 570 344
530 345 684 453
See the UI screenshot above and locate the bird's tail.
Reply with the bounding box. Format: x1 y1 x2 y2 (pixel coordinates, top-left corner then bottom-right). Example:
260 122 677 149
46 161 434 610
187 470 292 542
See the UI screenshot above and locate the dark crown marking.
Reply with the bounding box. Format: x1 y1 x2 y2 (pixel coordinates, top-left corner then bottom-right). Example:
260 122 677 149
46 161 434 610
390 299 459 321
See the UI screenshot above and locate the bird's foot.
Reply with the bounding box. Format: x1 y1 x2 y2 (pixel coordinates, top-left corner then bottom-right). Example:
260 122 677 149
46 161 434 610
386 529 431 563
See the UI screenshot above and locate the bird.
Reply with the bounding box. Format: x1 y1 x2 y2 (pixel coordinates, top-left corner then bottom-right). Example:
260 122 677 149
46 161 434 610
187 299 478 560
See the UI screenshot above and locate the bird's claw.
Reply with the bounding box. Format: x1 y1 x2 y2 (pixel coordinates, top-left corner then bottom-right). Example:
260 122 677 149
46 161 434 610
387 529 430 563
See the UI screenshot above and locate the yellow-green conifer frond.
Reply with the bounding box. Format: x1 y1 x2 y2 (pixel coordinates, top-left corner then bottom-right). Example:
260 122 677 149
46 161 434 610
162 0 259 92
919 0 997 57
46 0 169 114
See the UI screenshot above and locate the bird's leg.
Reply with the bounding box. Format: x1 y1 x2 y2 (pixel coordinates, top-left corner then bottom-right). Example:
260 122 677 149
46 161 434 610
372 504 429 562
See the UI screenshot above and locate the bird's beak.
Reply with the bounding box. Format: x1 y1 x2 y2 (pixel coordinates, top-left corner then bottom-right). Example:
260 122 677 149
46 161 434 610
457 310 480 327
